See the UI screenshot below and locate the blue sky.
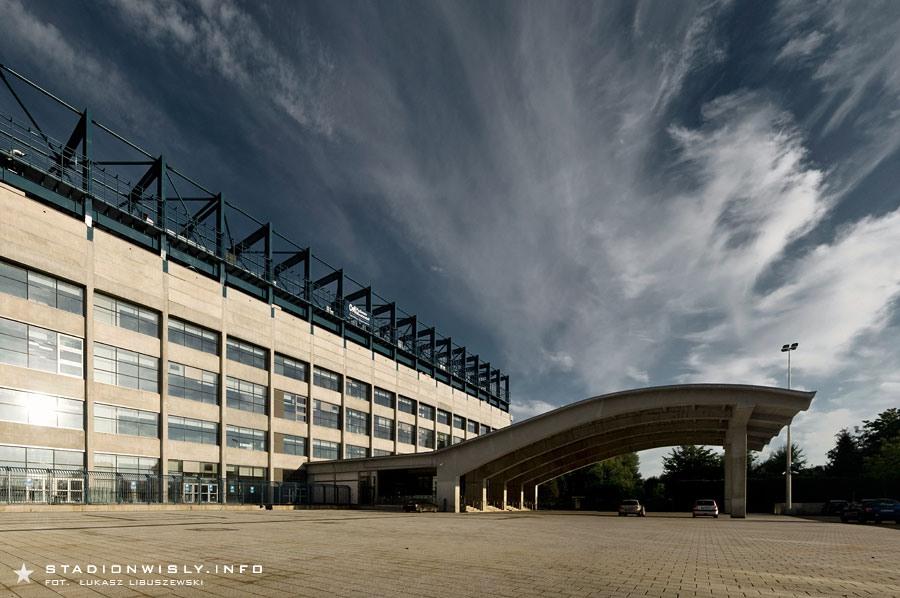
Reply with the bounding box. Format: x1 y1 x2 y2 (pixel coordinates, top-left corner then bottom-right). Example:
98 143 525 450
2 0 898 476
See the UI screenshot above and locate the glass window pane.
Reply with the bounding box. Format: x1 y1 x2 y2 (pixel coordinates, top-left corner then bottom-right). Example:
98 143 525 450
0 262 27 299
27 271 57 307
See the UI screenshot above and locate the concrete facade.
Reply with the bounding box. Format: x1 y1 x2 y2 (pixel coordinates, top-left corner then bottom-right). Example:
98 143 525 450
0 181 511 501
306 385 814 516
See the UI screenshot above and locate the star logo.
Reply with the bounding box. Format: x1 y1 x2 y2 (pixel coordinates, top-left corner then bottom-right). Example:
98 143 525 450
14 563 33 584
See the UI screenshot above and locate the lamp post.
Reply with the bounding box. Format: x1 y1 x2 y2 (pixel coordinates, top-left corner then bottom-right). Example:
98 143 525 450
780 342 798 512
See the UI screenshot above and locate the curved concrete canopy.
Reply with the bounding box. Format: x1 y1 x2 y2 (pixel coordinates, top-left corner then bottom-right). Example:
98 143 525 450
305 384 815 516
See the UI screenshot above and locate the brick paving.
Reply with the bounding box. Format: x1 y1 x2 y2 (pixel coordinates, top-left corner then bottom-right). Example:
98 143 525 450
0 510 897 597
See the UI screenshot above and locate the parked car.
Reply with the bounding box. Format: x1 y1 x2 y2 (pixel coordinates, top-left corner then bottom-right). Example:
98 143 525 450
618 499 646 517
692 499 719 518
403 499 438 513
841 499 899 523
821 500 849 516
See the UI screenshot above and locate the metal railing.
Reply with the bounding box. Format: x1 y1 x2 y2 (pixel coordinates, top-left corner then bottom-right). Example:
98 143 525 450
0 468 351 507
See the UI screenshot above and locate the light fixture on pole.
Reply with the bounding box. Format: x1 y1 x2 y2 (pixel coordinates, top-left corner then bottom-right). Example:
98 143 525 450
780 341 798 512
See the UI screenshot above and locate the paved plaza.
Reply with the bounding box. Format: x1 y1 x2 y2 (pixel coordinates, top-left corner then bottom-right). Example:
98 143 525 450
0 509 898 598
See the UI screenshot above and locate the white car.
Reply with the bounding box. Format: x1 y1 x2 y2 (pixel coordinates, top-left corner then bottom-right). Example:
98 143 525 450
618 499 646 517
692 499 719 518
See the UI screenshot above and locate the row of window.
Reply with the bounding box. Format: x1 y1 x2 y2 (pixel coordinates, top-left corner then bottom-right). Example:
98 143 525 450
1 314 498 430
1 262 507 410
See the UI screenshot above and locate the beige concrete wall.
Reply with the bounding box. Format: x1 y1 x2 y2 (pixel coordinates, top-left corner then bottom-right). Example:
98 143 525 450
0 182 511 481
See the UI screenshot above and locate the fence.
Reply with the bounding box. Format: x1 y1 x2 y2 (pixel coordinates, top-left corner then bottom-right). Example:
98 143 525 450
0 468 351 507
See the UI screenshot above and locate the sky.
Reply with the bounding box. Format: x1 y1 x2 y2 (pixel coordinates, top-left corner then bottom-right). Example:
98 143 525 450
1 0 898 477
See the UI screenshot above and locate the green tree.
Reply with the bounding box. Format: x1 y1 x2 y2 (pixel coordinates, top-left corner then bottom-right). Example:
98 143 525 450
859 408 900 457
864 437 900 481
661 445 722 481
825 428 862 477
754 442 806 477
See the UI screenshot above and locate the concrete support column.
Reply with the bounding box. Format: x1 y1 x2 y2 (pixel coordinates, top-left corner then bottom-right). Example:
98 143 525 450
501 485 507 510
534 483 539 511
436 469 460 513
519 485 525 510
481 479 488 510
725 424 748 518
723 440 732 514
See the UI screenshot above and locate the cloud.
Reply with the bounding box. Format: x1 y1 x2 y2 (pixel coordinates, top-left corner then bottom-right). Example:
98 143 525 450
510 400 557 423
775 30 825 62
0 0 166 133
108 0 335 135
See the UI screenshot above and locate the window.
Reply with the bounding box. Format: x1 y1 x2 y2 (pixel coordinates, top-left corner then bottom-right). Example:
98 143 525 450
313 400 341 429
226 337 267 370
452 436 464 445
226 377 267 414
168 318 218 355
345 408 370 435
372 449 392 457
168 416 218 445
94 404 159 438
482 424 492 434
312 439 339 460
279 391 308 422
418 403 435 421
418 428 435 449
373 387 395 409
345 378 370 402
0 260 83 314
0 445 83 469
437 409 451 426
226 464 266 479
274 354 308 381
225 425 266 451
346 444 368 459
374 416 394 441
93 343 158 392
312 366 341 392
94 453 158 474
0 317 83 377
168 460 218 476
437 432 450 449
93 293 158 336
452 414 465 430
398 396 416 415
168 362 218 404
280 435 307 456
467 420 479 434
0 387 83 429
397 422 415 445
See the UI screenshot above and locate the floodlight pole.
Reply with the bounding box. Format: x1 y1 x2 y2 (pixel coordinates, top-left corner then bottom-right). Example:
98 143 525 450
781 342 798 513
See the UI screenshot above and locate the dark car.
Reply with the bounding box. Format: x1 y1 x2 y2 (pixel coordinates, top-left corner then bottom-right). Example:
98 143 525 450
821 500 849 516
841 499 899 523
403 499 438 513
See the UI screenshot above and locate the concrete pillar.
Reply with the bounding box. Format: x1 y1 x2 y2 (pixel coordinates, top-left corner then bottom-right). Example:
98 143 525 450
725 426 747 518
519 486 525 510
534 483 539 511
436 470 460 513
501 485 507 510
723 440 732 514
481 479 488 510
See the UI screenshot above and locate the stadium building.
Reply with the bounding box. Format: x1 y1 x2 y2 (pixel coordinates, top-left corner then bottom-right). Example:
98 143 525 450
0 65 511 506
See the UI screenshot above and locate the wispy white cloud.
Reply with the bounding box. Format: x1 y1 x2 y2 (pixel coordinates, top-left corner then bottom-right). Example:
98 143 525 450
108 0 335 136
775 30 825 63
0 0 166 133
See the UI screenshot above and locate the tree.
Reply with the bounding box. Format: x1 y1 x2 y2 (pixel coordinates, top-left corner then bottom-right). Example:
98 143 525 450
825 428 862 477
859 408 900 457
754 442 806 477
543 453 643 510
661 445 723 481
864 437 900 482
